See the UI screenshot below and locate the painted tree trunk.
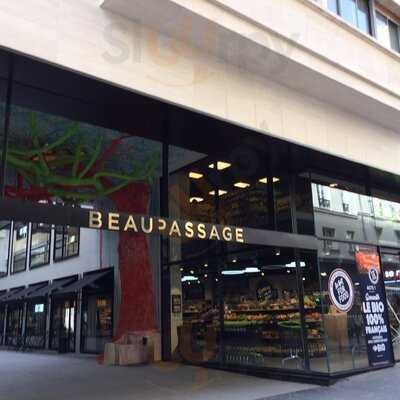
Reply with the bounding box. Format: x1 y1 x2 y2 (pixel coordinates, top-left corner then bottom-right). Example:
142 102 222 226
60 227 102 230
108 182 157 340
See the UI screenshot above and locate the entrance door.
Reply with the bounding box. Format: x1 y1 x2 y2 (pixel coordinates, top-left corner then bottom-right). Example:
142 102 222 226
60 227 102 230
5 304 24 347
380 248 400 361
81 294 113 354
50 297 76 352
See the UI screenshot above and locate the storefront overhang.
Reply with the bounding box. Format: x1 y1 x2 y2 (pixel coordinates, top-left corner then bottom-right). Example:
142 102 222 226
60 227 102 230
57 270 113 295
28 277 77 299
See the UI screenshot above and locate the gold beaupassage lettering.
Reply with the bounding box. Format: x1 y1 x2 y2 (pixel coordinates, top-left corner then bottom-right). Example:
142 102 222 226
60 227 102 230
89 211 103 229
89 211 245 243
222 227 233 241
235 228 244 243
108 213 120 230
169 220 182 237
185 221 194 238
124 215 138 232
141 217 153 233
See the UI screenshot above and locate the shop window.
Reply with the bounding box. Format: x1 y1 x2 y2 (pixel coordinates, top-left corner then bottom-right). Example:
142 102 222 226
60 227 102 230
0 222 11 277
54 226 80 262
30 223 51 269
375 11 400 53
322 227 339 255
11 222 28 274
25 301 47 349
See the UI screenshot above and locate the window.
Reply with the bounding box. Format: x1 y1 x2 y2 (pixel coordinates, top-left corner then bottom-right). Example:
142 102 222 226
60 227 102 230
0 222 10 277
346 230 355 240
54 226 80 261
317 185 331 209
341 191 350 213
376 11 400 53
325 0 371 34
11 222 28 273
322 227 339 254
30 223 51 269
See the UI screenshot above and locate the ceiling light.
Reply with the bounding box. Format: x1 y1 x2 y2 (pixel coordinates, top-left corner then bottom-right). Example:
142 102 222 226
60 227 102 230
232 258 237 263
234 182 250 189
189 197 204 204
329 183 338 188
181 276 198 282
258 177 280 184
209 190 228 196
222 270 245 276
244 267 260 274
321 272 327 277
208 161 231 170
189 172 203 179
204 263 208 267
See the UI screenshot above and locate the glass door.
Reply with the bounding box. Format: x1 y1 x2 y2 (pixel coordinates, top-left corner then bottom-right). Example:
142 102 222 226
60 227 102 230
50 297 76 352
5 304 24 347
81 294 113 354
381 248 400 361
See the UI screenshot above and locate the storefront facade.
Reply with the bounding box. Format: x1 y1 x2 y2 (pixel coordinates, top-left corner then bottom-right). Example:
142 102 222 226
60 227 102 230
0 47 397 384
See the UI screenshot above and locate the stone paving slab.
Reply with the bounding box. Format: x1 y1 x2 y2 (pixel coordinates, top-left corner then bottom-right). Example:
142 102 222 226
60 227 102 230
0 351 314 400
265 365 398 400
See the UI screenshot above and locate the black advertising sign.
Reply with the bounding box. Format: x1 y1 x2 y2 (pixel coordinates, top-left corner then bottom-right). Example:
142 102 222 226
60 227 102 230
355 248 393 367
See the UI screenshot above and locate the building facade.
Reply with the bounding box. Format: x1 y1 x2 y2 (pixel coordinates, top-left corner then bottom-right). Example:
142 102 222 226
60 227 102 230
0 0 399 384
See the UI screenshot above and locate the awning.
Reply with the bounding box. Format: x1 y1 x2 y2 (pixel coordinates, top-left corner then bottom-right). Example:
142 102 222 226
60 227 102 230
0 287 25 303
8 282 49 302
57 270 111 294
26 277 77 299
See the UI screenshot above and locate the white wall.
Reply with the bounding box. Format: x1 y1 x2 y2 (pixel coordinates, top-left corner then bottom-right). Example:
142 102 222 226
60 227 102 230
0 227 119 290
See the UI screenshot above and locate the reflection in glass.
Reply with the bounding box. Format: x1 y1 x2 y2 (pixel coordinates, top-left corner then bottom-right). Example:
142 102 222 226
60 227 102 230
54 226 79 261
25 301 46 348
11 222 28 273
381 250 400 361
0 222 10 276
30 223 50 268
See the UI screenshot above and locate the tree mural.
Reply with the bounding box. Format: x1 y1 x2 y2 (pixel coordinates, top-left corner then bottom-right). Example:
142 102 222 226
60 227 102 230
6 111 160 339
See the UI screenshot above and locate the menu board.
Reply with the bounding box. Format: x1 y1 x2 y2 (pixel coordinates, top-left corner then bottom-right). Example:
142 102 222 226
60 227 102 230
355 248 393 367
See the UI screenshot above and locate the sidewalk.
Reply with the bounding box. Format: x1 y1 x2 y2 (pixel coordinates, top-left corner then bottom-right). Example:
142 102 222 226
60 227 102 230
267 365 398 400
0 351 314 400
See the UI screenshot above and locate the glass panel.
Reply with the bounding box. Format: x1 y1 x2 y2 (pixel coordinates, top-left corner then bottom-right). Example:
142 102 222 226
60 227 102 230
300 251 329 372
389 20 400 52
340 0 357 26
223 247 305 370
5 304 24 347
318 241 370 372
381 250 400 361
0 306 5 345
177 250 222 365
0 221 10 277
376 12 390 47
25 301 46 348
30 223 50 268
328 0 339 14
11 222 28 273
50 297 76 352
356 0 370 33
81 295 113 354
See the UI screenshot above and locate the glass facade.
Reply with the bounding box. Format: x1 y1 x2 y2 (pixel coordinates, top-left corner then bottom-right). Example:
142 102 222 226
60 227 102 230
0 48 398 383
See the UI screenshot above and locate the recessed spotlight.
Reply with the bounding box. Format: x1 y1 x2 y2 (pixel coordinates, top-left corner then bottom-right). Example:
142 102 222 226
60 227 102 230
204 263 208 267
232 258 237 263
329 183 338 188
209 190 228 196
261 272 265 276
190 270 194 274
321 272 327 277
204 274 208 278
189 197 204 203
189 172 203 179
234 182 250 189
208 161 231 170
258 177 280 184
